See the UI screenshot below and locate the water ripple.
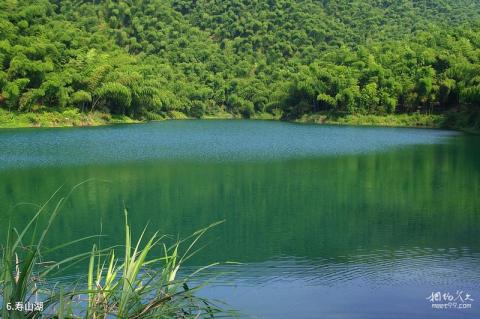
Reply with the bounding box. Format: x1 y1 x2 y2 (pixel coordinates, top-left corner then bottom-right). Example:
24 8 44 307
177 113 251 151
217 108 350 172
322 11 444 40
0 120 459 169
184 248 480 290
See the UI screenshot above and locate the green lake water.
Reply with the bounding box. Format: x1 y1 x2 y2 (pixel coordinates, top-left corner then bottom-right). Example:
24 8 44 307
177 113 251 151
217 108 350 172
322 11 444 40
0 120 479 318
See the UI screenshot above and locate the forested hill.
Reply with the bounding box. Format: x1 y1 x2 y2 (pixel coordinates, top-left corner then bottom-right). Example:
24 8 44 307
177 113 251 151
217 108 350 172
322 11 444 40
1 0 479 128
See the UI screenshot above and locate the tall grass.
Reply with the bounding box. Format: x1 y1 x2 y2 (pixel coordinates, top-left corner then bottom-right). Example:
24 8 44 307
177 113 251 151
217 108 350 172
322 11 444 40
0 187 230 318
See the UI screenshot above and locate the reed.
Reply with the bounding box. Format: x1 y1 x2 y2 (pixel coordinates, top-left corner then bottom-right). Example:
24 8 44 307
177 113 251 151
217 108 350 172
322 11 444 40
0 187 230 318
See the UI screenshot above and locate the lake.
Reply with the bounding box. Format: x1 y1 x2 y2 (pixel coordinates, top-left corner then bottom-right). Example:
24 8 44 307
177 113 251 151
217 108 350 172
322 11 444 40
0 120 479 318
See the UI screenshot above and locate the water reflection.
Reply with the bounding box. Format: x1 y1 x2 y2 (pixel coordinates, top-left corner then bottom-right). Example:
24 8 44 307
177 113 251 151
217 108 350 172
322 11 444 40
0 122 479 318
190 247 480 318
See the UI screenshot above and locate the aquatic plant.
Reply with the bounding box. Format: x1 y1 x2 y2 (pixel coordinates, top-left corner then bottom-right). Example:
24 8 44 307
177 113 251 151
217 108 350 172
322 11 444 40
0 186 229 318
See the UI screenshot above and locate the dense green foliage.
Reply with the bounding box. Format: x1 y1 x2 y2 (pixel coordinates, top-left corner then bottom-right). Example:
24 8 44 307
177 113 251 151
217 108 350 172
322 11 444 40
1 0 479 126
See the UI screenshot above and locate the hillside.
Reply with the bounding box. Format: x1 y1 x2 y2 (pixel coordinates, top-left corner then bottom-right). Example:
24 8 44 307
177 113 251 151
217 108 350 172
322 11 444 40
0 0 479 128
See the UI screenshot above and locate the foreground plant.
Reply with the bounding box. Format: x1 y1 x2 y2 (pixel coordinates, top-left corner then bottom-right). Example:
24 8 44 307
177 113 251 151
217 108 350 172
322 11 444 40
0 187 230 318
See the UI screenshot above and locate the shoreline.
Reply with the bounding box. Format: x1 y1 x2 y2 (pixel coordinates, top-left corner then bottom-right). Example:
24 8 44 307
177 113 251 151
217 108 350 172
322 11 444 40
0 109 475 133
0 109 139 129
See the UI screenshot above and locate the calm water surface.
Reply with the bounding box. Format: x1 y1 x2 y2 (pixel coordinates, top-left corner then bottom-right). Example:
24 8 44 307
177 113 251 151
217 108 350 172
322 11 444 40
0 120 479 318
